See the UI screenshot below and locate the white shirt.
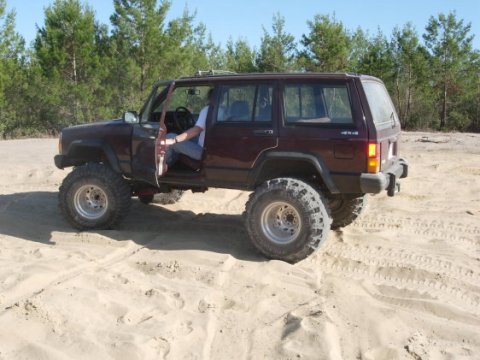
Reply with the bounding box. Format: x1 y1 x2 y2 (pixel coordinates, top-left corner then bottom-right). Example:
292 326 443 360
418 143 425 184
195 105 208 147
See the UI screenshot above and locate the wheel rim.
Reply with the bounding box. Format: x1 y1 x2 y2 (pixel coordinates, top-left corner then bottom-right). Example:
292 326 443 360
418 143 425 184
73 184 108 220
260 201 302 245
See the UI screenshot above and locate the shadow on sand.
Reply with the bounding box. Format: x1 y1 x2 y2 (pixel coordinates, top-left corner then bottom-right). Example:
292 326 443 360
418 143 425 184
0 191 262 262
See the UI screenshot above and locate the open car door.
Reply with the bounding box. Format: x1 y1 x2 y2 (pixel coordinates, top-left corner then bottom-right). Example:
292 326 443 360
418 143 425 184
155 81 176 179
131 81 175 187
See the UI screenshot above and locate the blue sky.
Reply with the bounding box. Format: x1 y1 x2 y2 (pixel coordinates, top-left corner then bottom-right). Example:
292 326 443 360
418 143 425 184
5 0 480 49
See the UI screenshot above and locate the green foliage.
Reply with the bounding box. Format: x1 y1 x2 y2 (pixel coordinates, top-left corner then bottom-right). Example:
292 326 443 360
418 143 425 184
256 13 296 72
423 12 475 130
33 0 109 130
0 1 479 137
390 23 434 129
225 38 257 73
300 14 350 72
0 0 27 138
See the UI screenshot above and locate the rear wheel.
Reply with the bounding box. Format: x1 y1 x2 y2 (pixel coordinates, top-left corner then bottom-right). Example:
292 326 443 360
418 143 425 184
329 195 367 229
245 178 331 263
59 164 131 230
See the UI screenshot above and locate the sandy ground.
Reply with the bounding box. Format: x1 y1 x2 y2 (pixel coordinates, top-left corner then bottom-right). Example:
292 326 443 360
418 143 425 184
0 132 479 359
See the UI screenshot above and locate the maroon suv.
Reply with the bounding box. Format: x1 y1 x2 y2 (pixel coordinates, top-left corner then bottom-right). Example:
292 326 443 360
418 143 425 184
54 72 408 263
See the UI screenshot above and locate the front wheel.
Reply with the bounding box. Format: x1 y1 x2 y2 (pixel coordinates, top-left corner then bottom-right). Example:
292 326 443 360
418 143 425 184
59 164 131 230
245 178 331 263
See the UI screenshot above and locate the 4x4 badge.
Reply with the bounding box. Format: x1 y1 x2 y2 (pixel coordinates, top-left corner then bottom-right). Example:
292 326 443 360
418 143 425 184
341 130 359 136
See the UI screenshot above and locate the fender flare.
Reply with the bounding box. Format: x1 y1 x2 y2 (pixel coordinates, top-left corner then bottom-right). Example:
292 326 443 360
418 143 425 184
249 151 339 194
67 139 121 173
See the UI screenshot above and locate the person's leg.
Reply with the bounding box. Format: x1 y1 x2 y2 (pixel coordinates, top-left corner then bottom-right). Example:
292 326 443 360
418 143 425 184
165 133 203 165
172 140 203 160
165 133 178 166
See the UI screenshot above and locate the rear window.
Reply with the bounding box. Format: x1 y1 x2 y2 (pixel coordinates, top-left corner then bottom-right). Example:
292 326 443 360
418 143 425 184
362 81 398 129
284 83 353 125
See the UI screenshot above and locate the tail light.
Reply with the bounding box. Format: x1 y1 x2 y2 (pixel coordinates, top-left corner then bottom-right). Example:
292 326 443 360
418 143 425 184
367 142 380 173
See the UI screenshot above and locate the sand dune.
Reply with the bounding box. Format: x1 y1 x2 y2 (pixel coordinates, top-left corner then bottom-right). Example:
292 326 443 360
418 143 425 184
0 132 479 359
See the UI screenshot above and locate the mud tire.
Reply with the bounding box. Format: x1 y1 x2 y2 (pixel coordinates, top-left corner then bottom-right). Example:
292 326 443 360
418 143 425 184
59 163 131 230
245 178 331 263
329 195 367 229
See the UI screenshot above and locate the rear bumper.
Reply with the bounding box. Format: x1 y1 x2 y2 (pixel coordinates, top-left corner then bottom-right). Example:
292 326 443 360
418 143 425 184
360 158 408 196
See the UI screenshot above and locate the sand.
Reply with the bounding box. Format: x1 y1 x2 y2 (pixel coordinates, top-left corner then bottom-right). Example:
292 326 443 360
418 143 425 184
0 132 479 359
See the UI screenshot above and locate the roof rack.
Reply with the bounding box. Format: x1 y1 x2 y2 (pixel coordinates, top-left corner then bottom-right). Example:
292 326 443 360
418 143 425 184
195 70 237 77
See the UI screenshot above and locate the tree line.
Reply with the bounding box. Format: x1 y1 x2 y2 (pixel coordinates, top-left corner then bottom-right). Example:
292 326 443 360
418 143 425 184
0 0 479 138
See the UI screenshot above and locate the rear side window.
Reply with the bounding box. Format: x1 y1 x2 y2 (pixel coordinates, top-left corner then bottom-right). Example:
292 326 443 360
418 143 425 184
217 84 273 122
362 81 398 129
284 83 353 125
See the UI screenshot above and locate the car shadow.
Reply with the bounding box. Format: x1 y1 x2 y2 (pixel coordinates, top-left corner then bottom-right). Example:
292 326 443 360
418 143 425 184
0 191 263 262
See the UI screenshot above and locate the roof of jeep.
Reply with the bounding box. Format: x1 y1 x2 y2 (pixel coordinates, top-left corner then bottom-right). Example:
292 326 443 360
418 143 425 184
155 72 381 87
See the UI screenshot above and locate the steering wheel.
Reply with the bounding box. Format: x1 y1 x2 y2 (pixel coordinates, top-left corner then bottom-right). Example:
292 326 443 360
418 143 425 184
174 106 195 132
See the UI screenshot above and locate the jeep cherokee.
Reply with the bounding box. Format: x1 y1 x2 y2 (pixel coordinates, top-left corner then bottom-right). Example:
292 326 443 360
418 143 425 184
54 72 408 263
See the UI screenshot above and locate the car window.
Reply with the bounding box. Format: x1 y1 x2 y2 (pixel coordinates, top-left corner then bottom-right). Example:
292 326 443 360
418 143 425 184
284 83 353 125
155 85 212 114
362 80 398 130
217 84 273 122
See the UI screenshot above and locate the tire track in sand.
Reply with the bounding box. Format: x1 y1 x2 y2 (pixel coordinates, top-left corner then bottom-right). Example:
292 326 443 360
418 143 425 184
321 241 480 288
308 250 480 316
352 215 480 253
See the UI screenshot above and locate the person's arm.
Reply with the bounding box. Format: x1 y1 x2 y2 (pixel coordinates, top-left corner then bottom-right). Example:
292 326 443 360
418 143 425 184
166 105 208 145
165 126 202 145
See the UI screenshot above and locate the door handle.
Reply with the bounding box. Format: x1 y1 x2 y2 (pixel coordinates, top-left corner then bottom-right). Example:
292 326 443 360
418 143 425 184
254 129 274 136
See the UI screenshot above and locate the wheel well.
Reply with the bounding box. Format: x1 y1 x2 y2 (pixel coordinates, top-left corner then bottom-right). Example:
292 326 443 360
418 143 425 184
254 159 329 192
70 146 104 162
67 144 119 171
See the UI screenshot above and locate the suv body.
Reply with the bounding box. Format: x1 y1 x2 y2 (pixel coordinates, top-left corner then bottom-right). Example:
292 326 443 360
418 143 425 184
55 72 408 262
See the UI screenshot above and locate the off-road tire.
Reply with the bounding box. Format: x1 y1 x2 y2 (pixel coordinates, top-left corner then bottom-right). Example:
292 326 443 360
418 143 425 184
59 163 131 230
329 195 367 229
245 178 332 263
152 190 184 205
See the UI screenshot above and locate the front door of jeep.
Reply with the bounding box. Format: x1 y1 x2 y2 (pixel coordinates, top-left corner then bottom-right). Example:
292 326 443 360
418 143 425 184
131 81 174 187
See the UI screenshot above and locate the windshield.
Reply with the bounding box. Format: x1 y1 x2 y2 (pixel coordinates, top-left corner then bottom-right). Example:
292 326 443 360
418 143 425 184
153 85 212 114
140 81 172 123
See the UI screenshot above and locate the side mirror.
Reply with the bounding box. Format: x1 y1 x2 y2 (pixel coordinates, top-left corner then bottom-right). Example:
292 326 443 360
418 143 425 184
122 111 139 124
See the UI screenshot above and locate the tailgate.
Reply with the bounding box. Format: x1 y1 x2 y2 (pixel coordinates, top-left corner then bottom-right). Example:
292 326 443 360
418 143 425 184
361 80 401 170
377 131 400 171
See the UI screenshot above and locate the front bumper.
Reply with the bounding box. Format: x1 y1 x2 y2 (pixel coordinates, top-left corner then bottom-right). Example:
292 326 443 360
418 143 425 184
54 154 79 169
360 158 408 196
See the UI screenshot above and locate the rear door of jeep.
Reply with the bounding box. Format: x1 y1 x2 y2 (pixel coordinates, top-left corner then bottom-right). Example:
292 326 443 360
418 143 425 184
359 78 402 173
203 80 279 188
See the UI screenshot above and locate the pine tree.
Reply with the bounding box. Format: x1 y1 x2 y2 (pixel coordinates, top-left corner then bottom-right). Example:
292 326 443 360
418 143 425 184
391 23 433 129
0 0 26 137
256 13 296 72
224 38 257 73
299 14 349 72
423 12 474 129
34 0 108 128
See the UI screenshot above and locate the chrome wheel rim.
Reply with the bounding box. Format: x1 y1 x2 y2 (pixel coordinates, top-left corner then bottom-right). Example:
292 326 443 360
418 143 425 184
260 201 301 245
73 184 108 220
